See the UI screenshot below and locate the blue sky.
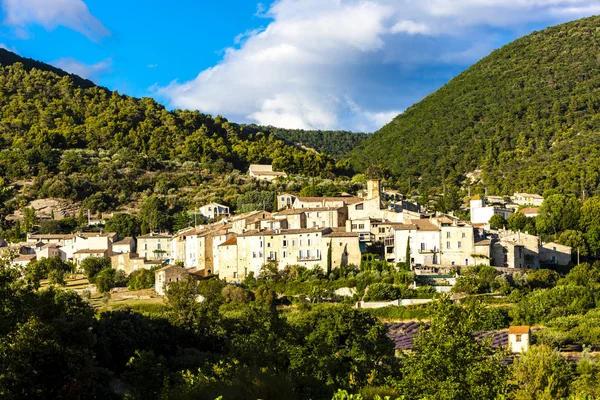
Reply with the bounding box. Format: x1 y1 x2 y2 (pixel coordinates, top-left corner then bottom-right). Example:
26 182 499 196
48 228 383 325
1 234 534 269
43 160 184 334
0 0 599 132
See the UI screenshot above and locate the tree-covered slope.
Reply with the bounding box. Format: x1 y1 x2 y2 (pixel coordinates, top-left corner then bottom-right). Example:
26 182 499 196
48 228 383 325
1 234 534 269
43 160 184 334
350 15 600 197
244 125 367 158
0 48 96 89
0 58 337 218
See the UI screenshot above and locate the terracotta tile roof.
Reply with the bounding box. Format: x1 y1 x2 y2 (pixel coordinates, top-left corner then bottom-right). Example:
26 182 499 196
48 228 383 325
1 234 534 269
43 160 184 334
410 219 439 231
296 196 363 205
519 207 539 215
137 233 172 239
113 237 134 245
13 254 36 262
508 326 530 334
219 237 237 247
239 227 330 237
73 248 108 255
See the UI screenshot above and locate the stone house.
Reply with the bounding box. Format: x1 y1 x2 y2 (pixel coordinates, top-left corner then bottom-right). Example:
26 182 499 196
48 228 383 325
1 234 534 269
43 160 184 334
111 252 162 275
540 242 572 266
155 265 189 296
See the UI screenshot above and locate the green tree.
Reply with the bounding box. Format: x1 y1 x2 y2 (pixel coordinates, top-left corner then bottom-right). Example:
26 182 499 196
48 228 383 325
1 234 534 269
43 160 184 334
536 194 581 235
288 306 395 397
580 196 600 232
139 196 171 234
489 214 507 229
508 212 528 232
23 207 36 234
393 298 508 400
511 345 573 400
80 257 111 281
558 230 587 256
104 213 141 238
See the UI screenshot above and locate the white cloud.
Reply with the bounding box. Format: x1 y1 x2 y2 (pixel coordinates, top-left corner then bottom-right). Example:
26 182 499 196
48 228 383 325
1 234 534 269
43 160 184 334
157 0 600 132
1 0 109 41
391 20 430 35
52 57 112 80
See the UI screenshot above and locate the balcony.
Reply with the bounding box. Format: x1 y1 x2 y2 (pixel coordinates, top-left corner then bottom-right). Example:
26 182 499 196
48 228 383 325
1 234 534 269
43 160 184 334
384 237 395 247
418 248 438 254
298 255 321 261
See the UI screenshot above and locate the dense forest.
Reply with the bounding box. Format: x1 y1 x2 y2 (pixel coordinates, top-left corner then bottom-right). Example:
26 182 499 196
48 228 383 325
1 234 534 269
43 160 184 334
244 125 367 159
0 53 352 225
350 15 600 197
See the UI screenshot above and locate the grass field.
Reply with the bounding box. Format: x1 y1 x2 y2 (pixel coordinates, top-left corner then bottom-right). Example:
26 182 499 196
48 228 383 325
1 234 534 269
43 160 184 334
42 275 166 315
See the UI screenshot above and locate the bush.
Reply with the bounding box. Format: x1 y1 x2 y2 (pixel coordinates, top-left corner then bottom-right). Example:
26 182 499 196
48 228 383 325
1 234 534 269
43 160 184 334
128 269 156 290
365 283 402 301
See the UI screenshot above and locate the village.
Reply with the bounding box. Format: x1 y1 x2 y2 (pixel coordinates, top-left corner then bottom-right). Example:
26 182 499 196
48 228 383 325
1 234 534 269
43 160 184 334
5 164 572 304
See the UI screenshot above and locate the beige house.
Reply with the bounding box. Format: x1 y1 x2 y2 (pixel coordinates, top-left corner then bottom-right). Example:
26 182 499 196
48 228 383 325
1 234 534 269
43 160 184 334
73 249 110 267
230 211 272 234
229 227 361 279
111 252 162 275
217 237 240 282
277 193 297 210
199 203 230 220
323 229 361 270
36 243 63 261
274 207 347 230
512 193 544 206
12 253 36 267
248 164 287 181
155 265 189 296
113 237 135 254
293 196 362 210
508 326 530 353
491 241 525 269
540 242 572 266
137 233 171 261
519 207 539 218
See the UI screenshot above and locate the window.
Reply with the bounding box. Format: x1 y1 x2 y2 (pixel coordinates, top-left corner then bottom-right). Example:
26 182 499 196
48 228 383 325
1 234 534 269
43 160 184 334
446 241 450 249
379 228 385 233
282 251 287 258
317 212 322 217
299 239 303 246
317 249 321 258
465 259 469 266
233 272 238 278
355 204 364 210
259 251 263 258
306 212 311 218
308 239 312 246
458 241 462 248
157 243 161 250
292 240 296 246
551 256 557 264
358 224 365 229
462 232 466 238
352 224 357 229
515 334 522 342
144 244 147 250
281 197 285 201
446 232 450 238
313 222 317 228
299 250 304 259
267 243 271 247
282 240 288 247
307 250 312 258
252 252 256 258
421 243 426 251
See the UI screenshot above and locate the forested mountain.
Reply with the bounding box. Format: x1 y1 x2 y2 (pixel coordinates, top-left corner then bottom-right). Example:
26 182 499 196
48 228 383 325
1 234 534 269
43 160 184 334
244 125 367 158
349 15 600 197
0 48 96 89
0 57 338 218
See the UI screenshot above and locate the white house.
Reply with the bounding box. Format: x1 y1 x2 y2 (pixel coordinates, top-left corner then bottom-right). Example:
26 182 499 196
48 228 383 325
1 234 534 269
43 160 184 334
470 196 513 225
199 203 230 220
248 164 287 181
508 326 530 353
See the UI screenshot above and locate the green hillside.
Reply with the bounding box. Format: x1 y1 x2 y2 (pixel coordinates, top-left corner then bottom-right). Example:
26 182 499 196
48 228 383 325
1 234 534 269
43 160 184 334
0 56 337 226
244 125 367 158
350 15 600 197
